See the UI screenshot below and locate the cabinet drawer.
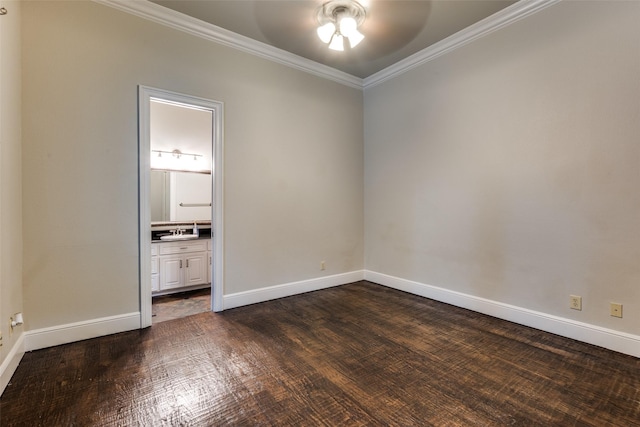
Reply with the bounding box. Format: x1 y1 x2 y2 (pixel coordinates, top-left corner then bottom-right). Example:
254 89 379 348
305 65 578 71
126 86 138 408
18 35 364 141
159 240 208 255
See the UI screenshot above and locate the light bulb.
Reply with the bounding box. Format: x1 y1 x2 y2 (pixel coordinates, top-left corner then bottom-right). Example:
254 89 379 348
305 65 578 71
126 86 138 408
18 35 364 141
329 34 344 51
317 22 335 44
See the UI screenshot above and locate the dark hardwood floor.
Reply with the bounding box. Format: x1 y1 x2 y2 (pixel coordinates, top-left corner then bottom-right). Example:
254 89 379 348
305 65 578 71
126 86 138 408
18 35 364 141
2 281 639 426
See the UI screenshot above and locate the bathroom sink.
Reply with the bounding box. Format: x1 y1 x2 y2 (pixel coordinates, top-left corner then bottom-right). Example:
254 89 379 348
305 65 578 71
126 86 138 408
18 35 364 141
160 234 199 241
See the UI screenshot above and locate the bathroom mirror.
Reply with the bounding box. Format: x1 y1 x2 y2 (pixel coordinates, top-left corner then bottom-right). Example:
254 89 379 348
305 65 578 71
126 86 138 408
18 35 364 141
150 170 212 222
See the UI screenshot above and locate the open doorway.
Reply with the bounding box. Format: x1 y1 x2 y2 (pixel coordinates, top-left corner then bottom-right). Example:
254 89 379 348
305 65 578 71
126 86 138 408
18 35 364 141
138 86 224 328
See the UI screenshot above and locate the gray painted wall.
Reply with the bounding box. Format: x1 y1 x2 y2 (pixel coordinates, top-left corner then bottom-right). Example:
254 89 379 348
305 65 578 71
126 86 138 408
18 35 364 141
0 0 23 385
364 1 640 334
21 1 364 330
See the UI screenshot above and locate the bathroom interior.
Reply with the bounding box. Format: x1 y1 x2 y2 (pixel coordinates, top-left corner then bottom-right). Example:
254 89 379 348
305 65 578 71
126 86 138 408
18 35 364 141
149 98 214 323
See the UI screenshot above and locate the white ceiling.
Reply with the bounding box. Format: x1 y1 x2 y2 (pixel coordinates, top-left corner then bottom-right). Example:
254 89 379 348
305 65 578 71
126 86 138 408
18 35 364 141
150 0 517 79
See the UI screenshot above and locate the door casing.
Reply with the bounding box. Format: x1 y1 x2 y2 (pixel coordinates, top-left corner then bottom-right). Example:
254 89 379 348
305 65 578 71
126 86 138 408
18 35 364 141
138 86 224 327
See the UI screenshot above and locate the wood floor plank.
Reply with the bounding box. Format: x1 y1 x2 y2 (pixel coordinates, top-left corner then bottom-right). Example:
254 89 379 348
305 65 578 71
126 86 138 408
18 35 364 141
1 281 639 426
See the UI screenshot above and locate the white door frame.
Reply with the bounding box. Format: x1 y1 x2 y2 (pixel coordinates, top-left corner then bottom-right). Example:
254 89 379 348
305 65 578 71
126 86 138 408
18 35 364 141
138 86 224 328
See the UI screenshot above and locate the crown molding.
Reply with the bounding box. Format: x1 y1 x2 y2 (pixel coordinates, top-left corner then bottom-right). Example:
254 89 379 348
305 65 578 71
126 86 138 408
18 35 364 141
94 0 560 91
92 0 363 89
363 0 561 89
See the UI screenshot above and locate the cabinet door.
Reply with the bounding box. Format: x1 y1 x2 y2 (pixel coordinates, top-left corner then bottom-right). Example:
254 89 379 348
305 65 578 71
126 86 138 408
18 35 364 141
159 255 184 290
151 256 160 292
151 256 159 275
151 274 160 292
184 253 207 286
207 251 212 284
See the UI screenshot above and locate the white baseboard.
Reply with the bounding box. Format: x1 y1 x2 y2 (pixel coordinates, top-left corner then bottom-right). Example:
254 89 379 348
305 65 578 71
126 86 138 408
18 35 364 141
224 270 365 310
25 312 141 352
22 272 364 353
13 269 635 383
0 332 25 395
365 270 640 358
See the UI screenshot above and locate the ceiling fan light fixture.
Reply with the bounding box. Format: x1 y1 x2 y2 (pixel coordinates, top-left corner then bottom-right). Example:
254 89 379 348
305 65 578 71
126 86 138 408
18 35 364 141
316 0 366 51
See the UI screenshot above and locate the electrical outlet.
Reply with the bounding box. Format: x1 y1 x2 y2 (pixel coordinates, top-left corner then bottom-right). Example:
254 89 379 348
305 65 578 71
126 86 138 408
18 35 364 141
320 261 326 271
570 295 582 311
610 303 623 318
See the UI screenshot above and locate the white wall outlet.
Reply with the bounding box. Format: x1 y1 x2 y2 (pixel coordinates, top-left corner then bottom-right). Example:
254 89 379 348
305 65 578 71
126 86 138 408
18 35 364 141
320 261 326 271
610 302 623 318
570 295 582 311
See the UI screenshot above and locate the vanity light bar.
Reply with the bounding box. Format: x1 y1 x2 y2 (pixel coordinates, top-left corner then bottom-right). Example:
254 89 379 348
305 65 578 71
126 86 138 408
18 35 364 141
152 149 203 159
150 167 211 174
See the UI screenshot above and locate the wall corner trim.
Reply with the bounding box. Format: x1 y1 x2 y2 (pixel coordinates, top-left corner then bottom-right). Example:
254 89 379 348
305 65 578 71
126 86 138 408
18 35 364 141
362 0 561 89
92 0 558 91
0 333 25 395
92 0 363 89
364 270 640 358
24 312 141 353
224 271 365 310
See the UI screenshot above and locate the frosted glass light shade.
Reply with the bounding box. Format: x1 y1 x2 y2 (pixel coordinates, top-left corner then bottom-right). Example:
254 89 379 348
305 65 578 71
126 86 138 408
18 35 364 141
347 29 364 47
340 17 364 47
339 17 357 37
329 34 344 51
317 22 336 43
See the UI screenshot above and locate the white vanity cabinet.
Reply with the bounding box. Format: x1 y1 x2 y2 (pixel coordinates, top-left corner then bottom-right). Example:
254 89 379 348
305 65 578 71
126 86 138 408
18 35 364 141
154 239 210 295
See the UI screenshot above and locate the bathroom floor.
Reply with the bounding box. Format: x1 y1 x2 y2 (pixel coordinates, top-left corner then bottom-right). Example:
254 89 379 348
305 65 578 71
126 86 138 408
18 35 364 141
152 288 211 323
